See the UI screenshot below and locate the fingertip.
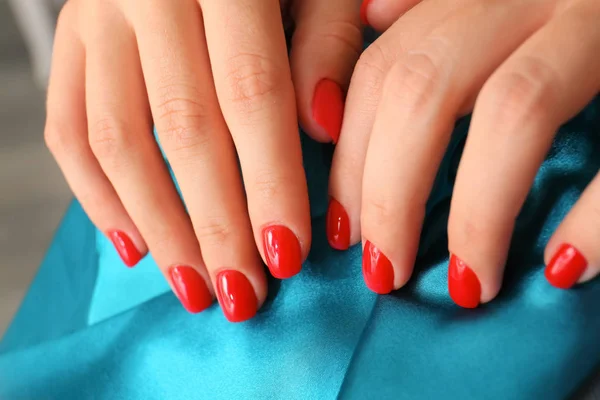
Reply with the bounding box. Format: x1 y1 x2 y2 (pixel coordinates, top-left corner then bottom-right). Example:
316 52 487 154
448 253 503 308
262 225 304 279
363 0 422 32
360 0 373 27
362 240 394 294
216 269 259 323
544 243 588 289
107 230 146 267
448 254 481 308
169 265 214 314
312 79 344 143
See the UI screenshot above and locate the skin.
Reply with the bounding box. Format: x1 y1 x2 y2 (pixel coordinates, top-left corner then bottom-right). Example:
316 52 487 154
47 0 600 315
334 0 600 303
45 0 361 318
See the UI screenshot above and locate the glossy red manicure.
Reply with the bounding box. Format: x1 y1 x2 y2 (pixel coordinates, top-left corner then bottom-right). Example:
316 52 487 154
360 0 373 26
108 230 142 267
326 198 350 250
216 270 258 323
448 254 481 309
262 225 302 279
312 79 344 143
545 244 588 289
169 266 213 314
362 241 394 294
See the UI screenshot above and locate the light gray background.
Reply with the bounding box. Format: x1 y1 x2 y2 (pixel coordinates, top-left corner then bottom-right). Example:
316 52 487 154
0 1 71 336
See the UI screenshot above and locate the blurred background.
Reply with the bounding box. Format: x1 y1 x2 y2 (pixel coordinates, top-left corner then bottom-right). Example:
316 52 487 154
0 0 71 336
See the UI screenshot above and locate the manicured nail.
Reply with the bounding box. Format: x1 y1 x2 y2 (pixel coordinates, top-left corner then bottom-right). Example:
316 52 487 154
326 198 350 250
262 225 302 279
216 270 258 323
362 240 394 294
312 79 344 143
448 254 481 309
169 266 213 314
360 0 373 27
545 243 588 289
108 230 143 267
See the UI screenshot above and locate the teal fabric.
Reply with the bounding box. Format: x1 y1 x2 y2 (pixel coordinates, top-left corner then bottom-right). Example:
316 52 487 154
1 40 600 398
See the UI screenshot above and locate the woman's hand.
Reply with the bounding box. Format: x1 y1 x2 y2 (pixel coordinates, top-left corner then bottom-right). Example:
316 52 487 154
44 0 362 322
330 0 600 307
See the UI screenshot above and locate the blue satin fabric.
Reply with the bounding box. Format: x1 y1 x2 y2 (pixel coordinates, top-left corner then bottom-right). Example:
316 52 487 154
1 67 600 400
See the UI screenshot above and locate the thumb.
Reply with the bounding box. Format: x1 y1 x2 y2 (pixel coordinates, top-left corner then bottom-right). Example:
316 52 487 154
360 0 422 32
290 0 362 143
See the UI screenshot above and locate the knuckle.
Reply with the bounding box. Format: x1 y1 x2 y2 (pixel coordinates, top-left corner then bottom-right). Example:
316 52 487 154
295 19 362 59
44 120 73 156
155 84 214 153
356 42 393 79
482 56 559 127
88 116 131 163
386 48 445 112
223 53 284 111
194 215 234 247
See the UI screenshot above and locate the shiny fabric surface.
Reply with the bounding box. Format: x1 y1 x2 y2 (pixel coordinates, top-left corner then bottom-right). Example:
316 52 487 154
1 71 599 400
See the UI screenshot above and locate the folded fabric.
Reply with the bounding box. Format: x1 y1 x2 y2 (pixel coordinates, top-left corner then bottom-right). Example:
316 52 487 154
1 49 599 400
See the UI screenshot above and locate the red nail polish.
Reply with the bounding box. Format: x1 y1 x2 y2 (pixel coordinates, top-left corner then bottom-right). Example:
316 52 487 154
262 225 302 279
362 241 394 294
448 254 481 309
216 270 258 323
108 230 143 267
545 244 588 289
169 266 213 314
312 79 344 143
326 198 350 250
360 0 373 27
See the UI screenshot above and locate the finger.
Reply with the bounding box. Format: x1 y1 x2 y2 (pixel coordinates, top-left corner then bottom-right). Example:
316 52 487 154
130 0 266 322
201 0 311 280
449 0 600 305
289 0 362 143
360 0 422 32
45 2 146 267
546 173 600 289
361 0 551 294
327 1 466 251
85 3 213 314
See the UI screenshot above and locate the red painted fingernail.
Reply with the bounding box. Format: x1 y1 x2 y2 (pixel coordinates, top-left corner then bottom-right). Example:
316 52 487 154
108 230 143 267
545 244 588 289
216 270 258 323
360 0 373 27
169 266 213 314
362 240 394 294
312 79 344 143
326 198 350 250
448 254 481 309
262 225 302 279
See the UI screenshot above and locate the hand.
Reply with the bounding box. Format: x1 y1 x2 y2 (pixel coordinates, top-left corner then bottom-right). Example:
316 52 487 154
45 0 361 322
329 0 600 307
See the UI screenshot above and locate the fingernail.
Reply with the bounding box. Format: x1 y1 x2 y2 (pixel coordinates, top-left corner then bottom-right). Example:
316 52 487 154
169 266 213 314
360 0 373 27
312 79 344 143
326 198 350 250
262 225 302 279
362 240 394 294
216 270 258 323
545 243 588 289
108 230 143 267
448 254 481 309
